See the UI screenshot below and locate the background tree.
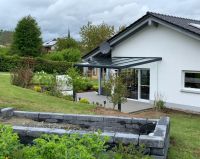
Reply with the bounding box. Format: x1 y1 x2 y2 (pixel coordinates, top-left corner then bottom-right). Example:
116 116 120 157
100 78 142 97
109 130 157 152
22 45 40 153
11 16 42 57
79 22 115 54
0 30 13 45
56 37 79 51
104 75 127 111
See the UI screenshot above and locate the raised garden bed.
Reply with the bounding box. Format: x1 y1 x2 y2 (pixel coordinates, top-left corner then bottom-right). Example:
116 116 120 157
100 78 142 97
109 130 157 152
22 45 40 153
0 107 170 159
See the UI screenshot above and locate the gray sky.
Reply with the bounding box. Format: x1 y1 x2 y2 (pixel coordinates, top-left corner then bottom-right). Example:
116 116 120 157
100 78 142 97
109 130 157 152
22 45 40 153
0 0 200 41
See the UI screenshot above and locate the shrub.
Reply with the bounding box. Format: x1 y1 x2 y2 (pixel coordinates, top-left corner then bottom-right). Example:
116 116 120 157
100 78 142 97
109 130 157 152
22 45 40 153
10 66 33 88
44 48 81 62
32 71 55 86
0 55 73 74
79 98 90 104
63 95 74 101
0 47 10 55
62 48 81 62
0 125 21 159
102 143 152 159
22 133 109 159
0 124 152 159
34 57 73 74
44 52 64 61
34 85 42 92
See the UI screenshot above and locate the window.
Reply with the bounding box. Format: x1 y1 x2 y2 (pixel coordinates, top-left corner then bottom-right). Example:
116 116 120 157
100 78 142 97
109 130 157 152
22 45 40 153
183 71 200 89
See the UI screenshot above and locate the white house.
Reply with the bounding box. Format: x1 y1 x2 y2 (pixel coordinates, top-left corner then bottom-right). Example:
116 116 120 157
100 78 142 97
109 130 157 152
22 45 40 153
43 39 57 52
76 12 200 113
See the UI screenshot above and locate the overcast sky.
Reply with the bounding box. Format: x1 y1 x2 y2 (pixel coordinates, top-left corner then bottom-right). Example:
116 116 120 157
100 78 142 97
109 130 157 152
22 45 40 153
0 0 200 41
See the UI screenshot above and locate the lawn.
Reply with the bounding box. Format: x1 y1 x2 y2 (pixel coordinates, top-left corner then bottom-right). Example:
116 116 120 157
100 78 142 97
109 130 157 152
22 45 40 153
0 73 94 114
0 73 200 159
168 113 200 159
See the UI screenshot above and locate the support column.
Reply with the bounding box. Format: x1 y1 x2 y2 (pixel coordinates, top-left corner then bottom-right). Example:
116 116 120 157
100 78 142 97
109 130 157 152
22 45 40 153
118 69 121 112
105 68 110 81
98 68 103 95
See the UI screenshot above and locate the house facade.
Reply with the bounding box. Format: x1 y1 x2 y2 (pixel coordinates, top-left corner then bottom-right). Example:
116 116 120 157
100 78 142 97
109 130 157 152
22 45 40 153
76 12 200 113
43 39 57 52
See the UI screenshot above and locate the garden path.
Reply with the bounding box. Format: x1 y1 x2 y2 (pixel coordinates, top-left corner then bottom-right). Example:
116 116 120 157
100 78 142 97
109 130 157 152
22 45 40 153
77 91 153 113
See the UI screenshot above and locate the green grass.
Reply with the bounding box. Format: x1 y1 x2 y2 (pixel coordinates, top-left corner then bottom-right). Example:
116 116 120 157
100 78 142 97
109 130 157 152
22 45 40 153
0 73 94 114
0 73 200 158
168 113 200 159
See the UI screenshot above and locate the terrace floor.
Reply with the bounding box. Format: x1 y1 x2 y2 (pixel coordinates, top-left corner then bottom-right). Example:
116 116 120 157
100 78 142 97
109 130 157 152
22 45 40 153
77 91 153 113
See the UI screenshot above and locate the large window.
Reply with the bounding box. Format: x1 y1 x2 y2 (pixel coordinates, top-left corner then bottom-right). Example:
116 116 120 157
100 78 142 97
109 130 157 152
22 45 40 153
184 71 200 90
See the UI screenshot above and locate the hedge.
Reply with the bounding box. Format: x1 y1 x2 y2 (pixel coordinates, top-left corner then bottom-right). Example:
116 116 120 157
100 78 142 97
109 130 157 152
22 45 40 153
0 55 74 74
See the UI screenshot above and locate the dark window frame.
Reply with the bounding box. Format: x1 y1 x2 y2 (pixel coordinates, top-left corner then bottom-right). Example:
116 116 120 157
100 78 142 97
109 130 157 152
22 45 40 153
183 71 200 90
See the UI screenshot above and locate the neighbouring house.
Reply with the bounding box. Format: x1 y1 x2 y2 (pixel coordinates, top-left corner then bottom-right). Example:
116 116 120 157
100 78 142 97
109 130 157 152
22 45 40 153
43 39 57 52
76 12 200 113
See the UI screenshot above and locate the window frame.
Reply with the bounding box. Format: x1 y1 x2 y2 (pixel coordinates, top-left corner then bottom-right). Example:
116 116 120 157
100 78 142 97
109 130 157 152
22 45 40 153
181 70 200 94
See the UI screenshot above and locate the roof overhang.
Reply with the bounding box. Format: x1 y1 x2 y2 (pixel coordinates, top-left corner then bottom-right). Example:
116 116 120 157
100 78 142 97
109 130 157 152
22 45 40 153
75 57 162 69
82 12 200 60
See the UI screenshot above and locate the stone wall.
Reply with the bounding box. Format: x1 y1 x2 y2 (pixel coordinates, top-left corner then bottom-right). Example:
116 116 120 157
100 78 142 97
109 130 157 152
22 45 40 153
0 108 170 159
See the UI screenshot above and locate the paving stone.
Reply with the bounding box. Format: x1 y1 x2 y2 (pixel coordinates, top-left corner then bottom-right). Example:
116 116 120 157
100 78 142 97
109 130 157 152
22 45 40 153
154 125 167 139
63 114 77 120
1 107 14 118
139 135 164 148
150 155 165 159
101 132 115 143
114 133 139 145
151 148 165 156
103 116 132 123
45 119 58 123
49 113 65 120
76 114 104 122
38 113 53 119
13 126 28 136
26 127 52 137
49 129 68 135
157 117 170 126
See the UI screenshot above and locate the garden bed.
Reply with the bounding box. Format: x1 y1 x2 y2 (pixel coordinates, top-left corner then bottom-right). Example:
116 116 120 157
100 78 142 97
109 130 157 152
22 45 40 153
0 107 170 159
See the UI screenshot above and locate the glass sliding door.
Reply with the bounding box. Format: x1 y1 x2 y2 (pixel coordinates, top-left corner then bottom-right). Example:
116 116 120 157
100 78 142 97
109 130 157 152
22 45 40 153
121 68 150 101
139 69 150 100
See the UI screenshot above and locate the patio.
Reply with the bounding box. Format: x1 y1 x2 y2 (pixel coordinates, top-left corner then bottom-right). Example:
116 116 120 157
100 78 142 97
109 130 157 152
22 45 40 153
77 91 153 113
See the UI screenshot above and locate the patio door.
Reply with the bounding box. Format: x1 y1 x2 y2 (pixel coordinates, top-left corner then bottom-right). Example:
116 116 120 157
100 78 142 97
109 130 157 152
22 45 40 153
126 69 150 101
139 69 150 101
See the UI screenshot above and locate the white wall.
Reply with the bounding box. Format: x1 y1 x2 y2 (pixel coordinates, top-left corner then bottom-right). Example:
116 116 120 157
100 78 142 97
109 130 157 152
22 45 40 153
112 24 200 110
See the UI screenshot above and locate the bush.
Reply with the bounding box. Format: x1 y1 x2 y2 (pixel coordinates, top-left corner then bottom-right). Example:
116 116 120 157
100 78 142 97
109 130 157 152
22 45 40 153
0 125 21 159
44 48 81 62
102 143 152 159
32 71 55 86
79 98 90 104
0 55 73 74
34 85 42 92
34 57 73 74
10 66 33 88
0 47 10 55
44 52 64 61
0 124 151 159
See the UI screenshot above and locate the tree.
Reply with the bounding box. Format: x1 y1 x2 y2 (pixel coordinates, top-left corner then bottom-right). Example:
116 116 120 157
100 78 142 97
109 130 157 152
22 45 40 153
104 75 127 111
11 15 42 57
0 30 13 45
56 37 79 51
80 22 115 53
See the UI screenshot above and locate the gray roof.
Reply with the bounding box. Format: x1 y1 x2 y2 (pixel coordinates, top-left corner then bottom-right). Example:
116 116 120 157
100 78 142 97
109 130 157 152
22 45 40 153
83 12 200 59
75 57 162 69
149 12 200 36
43 39 57 47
